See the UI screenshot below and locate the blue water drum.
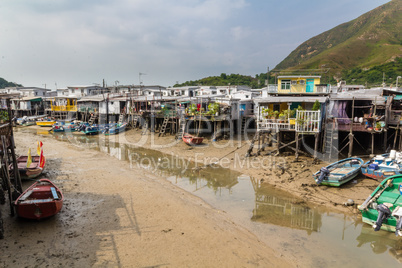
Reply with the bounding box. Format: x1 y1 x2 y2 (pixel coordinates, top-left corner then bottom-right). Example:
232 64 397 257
369 163 379 170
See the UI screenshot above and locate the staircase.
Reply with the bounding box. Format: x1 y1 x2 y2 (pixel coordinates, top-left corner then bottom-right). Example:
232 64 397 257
159 116 170 137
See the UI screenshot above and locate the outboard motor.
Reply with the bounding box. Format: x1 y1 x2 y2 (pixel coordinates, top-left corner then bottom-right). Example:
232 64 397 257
78 124 85 132
392 206 402 236
373 204 391 231
316 167 330 184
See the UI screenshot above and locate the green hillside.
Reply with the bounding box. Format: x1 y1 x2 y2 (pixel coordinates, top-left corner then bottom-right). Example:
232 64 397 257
0 77 22 88
173 73 275 89
274 0 401 81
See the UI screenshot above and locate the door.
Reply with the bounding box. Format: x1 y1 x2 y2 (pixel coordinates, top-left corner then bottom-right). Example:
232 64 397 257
306 79 314 93
240 104 246 116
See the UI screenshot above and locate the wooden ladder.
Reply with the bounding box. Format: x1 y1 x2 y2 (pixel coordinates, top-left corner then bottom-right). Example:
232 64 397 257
324 119 338 161
132 116 138 128
118 114 124 124
159 116 170 137
88 113 97 125
241 116 247 134
141 120 148 135
176 118 186 139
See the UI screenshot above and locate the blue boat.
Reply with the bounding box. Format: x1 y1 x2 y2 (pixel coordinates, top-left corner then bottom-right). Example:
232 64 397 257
104 122 127 135
51 121 77 133
80 123 116 135
313 157 364 186
361 151 402 181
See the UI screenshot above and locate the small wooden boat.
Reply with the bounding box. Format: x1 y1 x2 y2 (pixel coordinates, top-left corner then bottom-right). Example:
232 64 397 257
313 157 364 186
14 179 63 220
36 118 56 127
82 124 100 135
358 175 402 236
104 122 127 135
9 155 45 179
16 115 46 126
51 121 77 132
361 151 402 181
182 133 203 145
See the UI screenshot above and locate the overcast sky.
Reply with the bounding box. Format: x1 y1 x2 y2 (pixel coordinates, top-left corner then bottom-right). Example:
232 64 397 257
0 0 390 89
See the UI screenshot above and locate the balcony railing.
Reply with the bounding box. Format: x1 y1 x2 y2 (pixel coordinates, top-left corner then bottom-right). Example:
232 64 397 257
295 110 321 133
257 118 296 131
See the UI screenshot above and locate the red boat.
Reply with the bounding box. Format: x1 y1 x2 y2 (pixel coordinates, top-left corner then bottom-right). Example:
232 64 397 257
10 155 45 179
14 179 63 220
182 133 203 145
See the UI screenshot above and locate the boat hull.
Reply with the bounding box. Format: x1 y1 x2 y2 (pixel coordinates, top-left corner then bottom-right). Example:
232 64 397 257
182 133 203 145
9 155 44 180
36 121 56 127
359 175 402 234
105 123 127 135
313 157 364 187
15 179 63 220
361 153 402 181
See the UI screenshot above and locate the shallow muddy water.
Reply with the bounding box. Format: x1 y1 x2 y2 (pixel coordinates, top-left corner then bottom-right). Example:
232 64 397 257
30 130 402 267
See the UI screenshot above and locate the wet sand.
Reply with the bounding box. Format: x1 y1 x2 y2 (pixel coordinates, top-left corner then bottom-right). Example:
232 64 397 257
0 128 290 267
118 129 380 215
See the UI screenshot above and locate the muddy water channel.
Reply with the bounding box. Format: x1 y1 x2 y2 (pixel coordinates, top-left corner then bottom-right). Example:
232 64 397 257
34 130 402 267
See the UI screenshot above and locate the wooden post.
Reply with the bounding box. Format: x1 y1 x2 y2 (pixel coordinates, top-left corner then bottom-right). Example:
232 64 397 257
371 132 375 155
277 131 281 153
295 133 299 160
348 98 355 157
314 133 319 160
348 133 354 158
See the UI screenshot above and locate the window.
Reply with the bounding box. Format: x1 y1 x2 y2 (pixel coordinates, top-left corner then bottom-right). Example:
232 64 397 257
281 80 291 90
299 80 305 85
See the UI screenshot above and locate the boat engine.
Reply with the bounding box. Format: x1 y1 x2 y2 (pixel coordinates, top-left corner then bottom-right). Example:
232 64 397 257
373 204 391 231
392 206 402 236
316 167 330 184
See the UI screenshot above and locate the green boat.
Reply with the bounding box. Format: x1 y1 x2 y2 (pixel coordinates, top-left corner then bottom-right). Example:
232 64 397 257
358 175 402 236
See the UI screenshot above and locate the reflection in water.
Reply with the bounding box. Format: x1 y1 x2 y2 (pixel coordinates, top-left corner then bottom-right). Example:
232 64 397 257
357 224 402 262
27 129 402 266
250 177 322 234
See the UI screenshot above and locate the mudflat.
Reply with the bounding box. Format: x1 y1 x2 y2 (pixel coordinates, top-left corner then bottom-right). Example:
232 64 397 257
0 128 290 267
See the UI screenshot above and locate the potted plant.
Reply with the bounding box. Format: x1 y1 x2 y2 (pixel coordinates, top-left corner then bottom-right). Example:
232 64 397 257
375 122 382 131
0 111 9 124
208 103 220 116
312 100 321 111
278 110 288 123
186 104 198 116
262 107 270 119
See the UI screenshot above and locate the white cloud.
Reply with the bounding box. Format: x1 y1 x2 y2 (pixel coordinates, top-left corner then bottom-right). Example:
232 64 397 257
0 0 391 88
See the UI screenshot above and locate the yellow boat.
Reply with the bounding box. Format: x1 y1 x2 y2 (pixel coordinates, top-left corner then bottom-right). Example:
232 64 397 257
36 120 56 127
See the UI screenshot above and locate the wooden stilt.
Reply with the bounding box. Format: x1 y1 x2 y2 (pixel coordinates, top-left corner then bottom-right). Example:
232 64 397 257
348 133 354 158
314 133 319 160
277 131 281 153
371 132 375 155
295 133 299 160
